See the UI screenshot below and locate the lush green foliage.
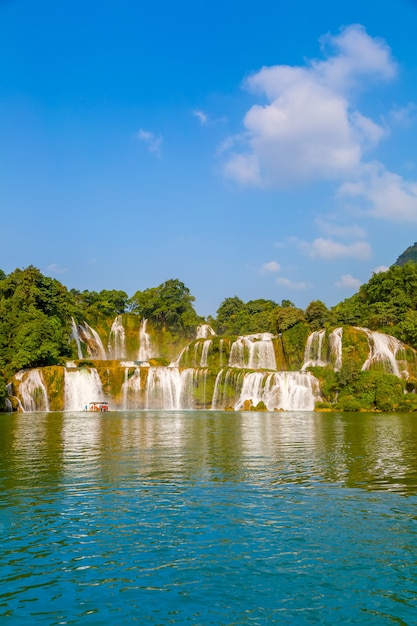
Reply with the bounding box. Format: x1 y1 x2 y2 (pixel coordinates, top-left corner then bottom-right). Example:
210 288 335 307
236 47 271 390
70 289 129 324
0 371 7 410
215 297 277 335
4 252 417 413
0 267 73 376
395 242 417 266
333 262 417 348
129 279 202 335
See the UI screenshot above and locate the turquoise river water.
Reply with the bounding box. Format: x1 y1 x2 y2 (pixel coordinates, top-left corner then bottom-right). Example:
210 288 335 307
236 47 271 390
1 410 417 625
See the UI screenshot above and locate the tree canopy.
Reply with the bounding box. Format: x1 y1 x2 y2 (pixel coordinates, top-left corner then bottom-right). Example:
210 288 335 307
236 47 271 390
129 279 202 333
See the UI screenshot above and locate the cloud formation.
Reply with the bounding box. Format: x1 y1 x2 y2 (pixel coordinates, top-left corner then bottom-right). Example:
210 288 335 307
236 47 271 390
137 129 163 157
335 274 362 289
221 24 417 224
192 109 208 125
222 24 394 186
298 237 372 260
260 261 281 273
276 277 309 290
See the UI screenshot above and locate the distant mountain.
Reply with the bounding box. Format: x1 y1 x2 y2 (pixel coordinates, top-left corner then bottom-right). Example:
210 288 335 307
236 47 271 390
394 242 417 266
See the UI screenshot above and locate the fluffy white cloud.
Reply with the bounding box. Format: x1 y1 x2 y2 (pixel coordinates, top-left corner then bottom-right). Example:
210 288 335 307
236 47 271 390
372 265 389 273
137 129 163 157
222 24 395 186
335 274 362 288
298 237 372 260
339 163 417 222
276 277 309 290
260 261 281 273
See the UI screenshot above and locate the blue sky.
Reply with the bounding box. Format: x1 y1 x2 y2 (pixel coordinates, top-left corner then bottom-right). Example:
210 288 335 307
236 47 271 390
1 0 417 317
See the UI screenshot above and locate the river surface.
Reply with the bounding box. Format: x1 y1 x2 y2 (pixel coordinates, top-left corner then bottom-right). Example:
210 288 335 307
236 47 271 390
1 410 417 625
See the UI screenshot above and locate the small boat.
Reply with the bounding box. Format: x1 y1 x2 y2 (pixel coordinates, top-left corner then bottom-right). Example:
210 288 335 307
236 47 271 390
86 401 110 412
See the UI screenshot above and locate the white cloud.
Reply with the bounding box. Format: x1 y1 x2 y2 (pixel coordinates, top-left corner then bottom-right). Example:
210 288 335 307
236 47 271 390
276 277 309 290
260 261 281 273
315 218 366 239
137 129 163 157
373 265 389 273
221 24 395 186
193 109 208 125
298 237 372 260
46 263 68 275
224 153 260 185
389 103 417 127
339 163 417 222
335 274 362 288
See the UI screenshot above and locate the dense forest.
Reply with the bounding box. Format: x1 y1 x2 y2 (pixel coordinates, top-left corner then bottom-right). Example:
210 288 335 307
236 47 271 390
3 253 417 411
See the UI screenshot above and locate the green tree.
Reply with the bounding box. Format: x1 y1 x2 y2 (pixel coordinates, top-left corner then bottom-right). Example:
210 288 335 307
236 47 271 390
0 266 73 376
305 300 330 330
129 279 201 333
215 296 246 335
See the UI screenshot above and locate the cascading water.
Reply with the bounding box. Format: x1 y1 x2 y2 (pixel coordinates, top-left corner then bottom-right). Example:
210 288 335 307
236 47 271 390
121 367 142 409
145 367 209 410
145 367 182 409
212 368 320 411
302 328 343 371
234 371 321 411
78 323 107 359
108 315 126 359
138 319 152 362
196 324 216 339
358 328 404 377
229 333 277 370
329 327 343 371
71 318 83 359
64 367 106 411
302 330 327 369
199 340 211 367
15 369 50 412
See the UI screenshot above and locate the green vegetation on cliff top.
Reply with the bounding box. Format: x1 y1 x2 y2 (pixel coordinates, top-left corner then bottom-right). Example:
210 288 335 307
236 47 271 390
3 243 417 411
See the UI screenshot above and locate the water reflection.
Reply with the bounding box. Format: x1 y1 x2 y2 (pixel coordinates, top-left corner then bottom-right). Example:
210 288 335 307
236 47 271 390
1 411 417 495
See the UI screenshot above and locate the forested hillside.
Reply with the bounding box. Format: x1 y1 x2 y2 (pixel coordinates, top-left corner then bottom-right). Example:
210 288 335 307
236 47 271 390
2 250 417 412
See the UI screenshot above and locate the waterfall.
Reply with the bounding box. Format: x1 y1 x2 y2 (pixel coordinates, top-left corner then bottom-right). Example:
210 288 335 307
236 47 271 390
212 368 320 411
145 367 208 409
196 324 216 339
302 330 327 369
200 340 211 367
229 333 277 370
302 328 343 371
78 322 107 359
64 367 106 410
71 318 84 359
212 369 245 410
121 367 142 409
329 328 343 371
15 369 50 412
108 315 126 359
138 319 152 362
145 367 182 409
235 371 321 411
359 328 403 377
